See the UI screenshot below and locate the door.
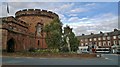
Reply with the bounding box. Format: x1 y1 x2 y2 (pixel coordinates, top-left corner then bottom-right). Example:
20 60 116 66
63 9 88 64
7 38 15 52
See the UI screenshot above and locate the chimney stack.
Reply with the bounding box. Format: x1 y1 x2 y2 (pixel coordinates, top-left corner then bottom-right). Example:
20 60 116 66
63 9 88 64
114 29 118 32
91 33 94 35
82 34 85 36
100 31 103 34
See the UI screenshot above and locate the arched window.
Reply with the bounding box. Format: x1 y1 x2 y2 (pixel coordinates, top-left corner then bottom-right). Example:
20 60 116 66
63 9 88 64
36 23 43 36
38 40 40 46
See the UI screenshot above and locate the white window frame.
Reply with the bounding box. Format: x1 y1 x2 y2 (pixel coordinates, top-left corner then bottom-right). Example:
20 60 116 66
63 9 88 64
98 37 101 40
85 43 88 46
113 36 117 39
103 37 106 40
81 39 83 42
103 41 106 46
98 42 101 46
113 40 117 45
94 38 96 41
107 36 110 40
89 38 92 41
107 41 111 46
81 43 84 46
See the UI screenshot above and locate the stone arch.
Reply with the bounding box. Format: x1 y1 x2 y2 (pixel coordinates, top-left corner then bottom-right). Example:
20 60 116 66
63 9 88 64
7 38 15 52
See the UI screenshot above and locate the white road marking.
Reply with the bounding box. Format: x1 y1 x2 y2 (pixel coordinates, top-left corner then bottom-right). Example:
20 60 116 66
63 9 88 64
105 58 109 59
26 57 31 58
105 58 113 60
39 58 48 59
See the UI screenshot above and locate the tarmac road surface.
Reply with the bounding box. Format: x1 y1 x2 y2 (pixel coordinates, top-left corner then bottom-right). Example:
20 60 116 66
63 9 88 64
1 54 119 65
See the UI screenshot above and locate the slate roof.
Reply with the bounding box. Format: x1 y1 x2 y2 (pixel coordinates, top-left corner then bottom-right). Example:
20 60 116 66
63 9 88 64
77 29 120 39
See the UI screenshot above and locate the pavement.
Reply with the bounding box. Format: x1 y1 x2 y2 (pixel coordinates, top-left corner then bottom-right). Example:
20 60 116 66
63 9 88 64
1 54 120 65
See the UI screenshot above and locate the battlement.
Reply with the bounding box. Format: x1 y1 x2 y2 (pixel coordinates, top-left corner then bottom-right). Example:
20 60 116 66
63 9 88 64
15 9 59 19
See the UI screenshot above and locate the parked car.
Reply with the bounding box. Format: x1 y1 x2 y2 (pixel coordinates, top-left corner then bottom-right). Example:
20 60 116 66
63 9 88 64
112 48 120 54
77 46 89 54
111 45 120 54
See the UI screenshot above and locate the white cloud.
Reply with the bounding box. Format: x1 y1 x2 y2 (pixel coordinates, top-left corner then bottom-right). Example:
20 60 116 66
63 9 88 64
54 3 74 13
70 8 88 13
85 3 96 6
64 13 118 36
1 2 62 17
57 13 67 23
60 3 74 9
68 17 89 23
68 17 79 22
0 2 118 37
69 14 77 17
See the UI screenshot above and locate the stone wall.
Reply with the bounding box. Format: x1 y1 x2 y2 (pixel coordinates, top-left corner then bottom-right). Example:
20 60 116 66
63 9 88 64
1 9 59 52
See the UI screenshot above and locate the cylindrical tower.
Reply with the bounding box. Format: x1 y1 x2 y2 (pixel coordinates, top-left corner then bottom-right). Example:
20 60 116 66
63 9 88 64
15 9 59 33
15 9 59 49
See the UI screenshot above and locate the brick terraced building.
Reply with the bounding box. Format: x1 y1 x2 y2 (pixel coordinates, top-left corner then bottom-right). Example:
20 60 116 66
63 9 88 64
77 29 120 48
0 9 59 52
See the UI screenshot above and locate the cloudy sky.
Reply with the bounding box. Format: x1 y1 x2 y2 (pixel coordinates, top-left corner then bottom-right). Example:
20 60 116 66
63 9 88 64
0 2 119 36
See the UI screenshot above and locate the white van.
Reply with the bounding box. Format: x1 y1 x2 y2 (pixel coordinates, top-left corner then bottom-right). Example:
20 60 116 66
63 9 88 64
77 46 89 54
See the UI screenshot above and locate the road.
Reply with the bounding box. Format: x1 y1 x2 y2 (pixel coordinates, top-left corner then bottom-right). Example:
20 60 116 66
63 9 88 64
1 54 120 65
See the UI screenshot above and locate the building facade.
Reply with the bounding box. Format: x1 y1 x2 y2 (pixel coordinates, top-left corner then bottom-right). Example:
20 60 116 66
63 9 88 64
77 29 120 48
0 9 59 52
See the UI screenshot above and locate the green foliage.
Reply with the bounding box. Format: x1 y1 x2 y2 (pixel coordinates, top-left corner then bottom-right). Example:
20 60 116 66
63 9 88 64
43 18 79 52
35 49 59 53
69 32 79 51
43 18 62 49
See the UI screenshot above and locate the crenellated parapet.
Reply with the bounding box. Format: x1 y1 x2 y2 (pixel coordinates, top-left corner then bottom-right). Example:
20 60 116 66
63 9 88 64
15 9 59 19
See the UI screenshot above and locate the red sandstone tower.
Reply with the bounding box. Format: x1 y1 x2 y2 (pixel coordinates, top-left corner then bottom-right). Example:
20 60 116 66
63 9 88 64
1 9 59 52
15 9 59 49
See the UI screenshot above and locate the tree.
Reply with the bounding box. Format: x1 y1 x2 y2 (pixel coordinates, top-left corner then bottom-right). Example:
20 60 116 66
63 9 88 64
69 32 79 52
43 18 63 49
63 25 79 52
